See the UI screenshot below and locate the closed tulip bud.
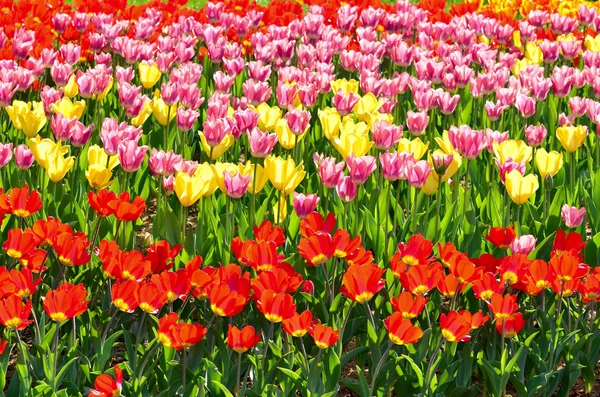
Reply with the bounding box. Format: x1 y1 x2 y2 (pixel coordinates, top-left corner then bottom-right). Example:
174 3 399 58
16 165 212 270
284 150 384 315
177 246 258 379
505 170 539 205
285 107 311 136
138 62 161 89
535 148 563 179
264 156 306 196
406 110 428 136
318 108 341 140
556 125 588 152
14 144 34 170
293 192 320 219
301 280 315 295
524 124 547 147
0 143 12 168
561 205 586 229
163 175 175 195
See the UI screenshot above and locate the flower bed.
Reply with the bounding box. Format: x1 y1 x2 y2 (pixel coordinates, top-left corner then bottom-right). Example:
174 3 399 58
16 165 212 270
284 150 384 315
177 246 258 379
0 0 599 396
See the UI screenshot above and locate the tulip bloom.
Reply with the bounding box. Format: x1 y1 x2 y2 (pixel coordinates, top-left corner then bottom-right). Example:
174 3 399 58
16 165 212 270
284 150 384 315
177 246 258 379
550 252 589 282
486 226 516 250
384 313 423 345
111 280 140 313
170 322 208 350
138 62 161 89
440 310 472 342
0 185 42 218
535 149 563 179
283 310 317 337
340 263 386 303
505 170 539 205
495 313 525 338
209 283 248 317
107 192 146 222
298 233 333 266
556 125 588 152
561 205 586 228
135 282 168 314
224 171 251 199
227 325 261 353
292 193 320 219
309 324 339 349
488 293 519 320
6 101 47 138
43 283 89 322
0 294 32 330
264 156 306 196
89 366 123 397
257 290 296 323
390 292 427 319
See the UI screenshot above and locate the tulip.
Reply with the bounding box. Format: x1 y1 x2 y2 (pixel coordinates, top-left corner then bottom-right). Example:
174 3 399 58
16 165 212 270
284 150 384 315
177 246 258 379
51 97 86 120
173 173 204 208
14 144 34 170
6 101 47 138
255 103 282 132
86 165 114 190
505 170 539 205
525 125 547 147
200 133 234 160
318 107 341 140
332 131 373 159
148 149 182 177
45 146 75 183
264 156 305 196
248 128 278 158
406 110 428 136
0 143 13 168
293 193 320 219
510 235 537 255
346 154 377 185
336 176 357 202
408 160 432 189
118 141 148 173
492 140 532 165
556 125 588 152
224 171 251 199
138 62 161 89
372 120 403 150
561 205 586 229
448 125 487 160
150 97 177 127
535 149 563 179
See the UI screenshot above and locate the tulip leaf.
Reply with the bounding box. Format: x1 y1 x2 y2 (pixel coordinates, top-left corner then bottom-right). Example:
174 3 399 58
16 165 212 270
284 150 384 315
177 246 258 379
323 350 341 392
400 354 424 388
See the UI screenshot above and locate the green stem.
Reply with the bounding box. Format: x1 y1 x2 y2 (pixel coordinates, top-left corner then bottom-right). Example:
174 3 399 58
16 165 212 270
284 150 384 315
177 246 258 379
235 352 242 396
52 322 60 391
368 341 393 397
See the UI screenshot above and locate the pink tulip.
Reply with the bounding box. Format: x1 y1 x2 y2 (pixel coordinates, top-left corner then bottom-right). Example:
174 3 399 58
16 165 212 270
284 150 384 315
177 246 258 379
202 118 231 147
73 12 90 32
406 110 428 136
510 235 537 255
372 120 403 150
0 143 13 168
336 176 358 202
176 108 199 133
13 28 35 60
116 66 134 84
495 159 526 183
485 101 509 121
71 122 94 148
579 4 598 26
163 175 175 195
276 82 298 110
438 92 460 115
243 79 272 106
448 125 487 160
224 171 251 199
233 108 259 134
569 97 587 118
515 94 536 118
51 113 77 142
0 82 16 108
247 61 271 81
561 205 586 229
551 69 573 98
59 43 81 65
50 62 73 87
214 72 236 94
179 160 199 176
248 128 278 158
318 157 345 189
148 149 183 177
485 129 509 153
408 160 431 188
346 154 377 185
285 107 311 136
332 90 360 116
160 82 179 107
118 141 149 173
432 153 453 176
52 13 72 34
524 124 547 147
293 192 320 219
14 144 34 170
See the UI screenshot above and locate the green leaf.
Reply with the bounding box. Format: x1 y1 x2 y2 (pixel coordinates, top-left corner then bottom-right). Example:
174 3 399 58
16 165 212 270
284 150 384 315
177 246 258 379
323 350 341 392
400 355 424 388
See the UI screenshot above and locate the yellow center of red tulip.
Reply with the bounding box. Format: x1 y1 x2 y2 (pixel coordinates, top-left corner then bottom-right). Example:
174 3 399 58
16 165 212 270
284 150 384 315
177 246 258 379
402 256 419 267
139 303 156 313
535 280 551 289
315 341 329 349
311 254 327 265
211 305 226 317
5 317 21 328
58 256 73 266
480 291 494 301
265 313 284 323
13 209 30 218
442 329 457 342
50 312 68 322
113 299 129 312
6 249 21 259
158 332 172 347
502 272 518 285
232 345 249 353
122 271 135 281
354 292 374 304
494 313 511 320
412 286 429 295
401 311 416 319
389 334 406 345
290 330 308 338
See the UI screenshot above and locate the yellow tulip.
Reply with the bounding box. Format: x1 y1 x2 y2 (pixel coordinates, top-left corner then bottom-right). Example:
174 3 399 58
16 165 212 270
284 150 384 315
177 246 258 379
264 156 305 196
173 173 203 207
28 137 69 169
512 30 522 49
51 97 86 120
86 165 114 189
150 97 177 127
255 103 282 132
95 77 113 101
535 148 563 179
318 108 341 140
493 140 532 165
525 42 543 64
556 125 588 152
398 138 429 160
247 163 268 194
200 133 234 160
340 117 369 137
421 173 439 195
131 99 153 127
330 79 359 95
193 163 219 198
6 101 47 138
585 35 600 52
365 112 393 131
275 119 305 150
435 131 455 155
88 145 119 169
46 147 75 182
63 74 78 98
138 62 161 89
331 131 373 159
273 194 288 224
355 93 382 122
505 170 539 205
511 59 531 76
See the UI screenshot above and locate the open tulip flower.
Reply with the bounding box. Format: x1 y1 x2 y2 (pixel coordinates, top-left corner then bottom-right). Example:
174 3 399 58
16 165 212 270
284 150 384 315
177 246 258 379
0 0 600 396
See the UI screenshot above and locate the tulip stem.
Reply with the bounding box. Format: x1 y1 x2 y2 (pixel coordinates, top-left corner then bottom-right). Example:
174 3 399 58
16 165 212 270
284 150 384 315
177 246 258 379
393 181 401 237
368 341 392 397
424 339 444 397
225 195 230 264
197 198 204 252
384 181 391 262
182 348 188 393
134 311 147 373
570 151 576 205
435 186 441 243
52 321 60 392
234 352 242 396
514 204 521 236
261 322 274 379
250 163 258 227
354 188 360 238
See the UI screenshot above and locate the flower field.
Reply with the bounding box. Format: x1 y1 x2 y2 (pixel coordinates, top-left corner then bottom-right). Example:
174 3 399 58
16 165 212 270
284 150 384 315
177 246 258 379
1 0 600 395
